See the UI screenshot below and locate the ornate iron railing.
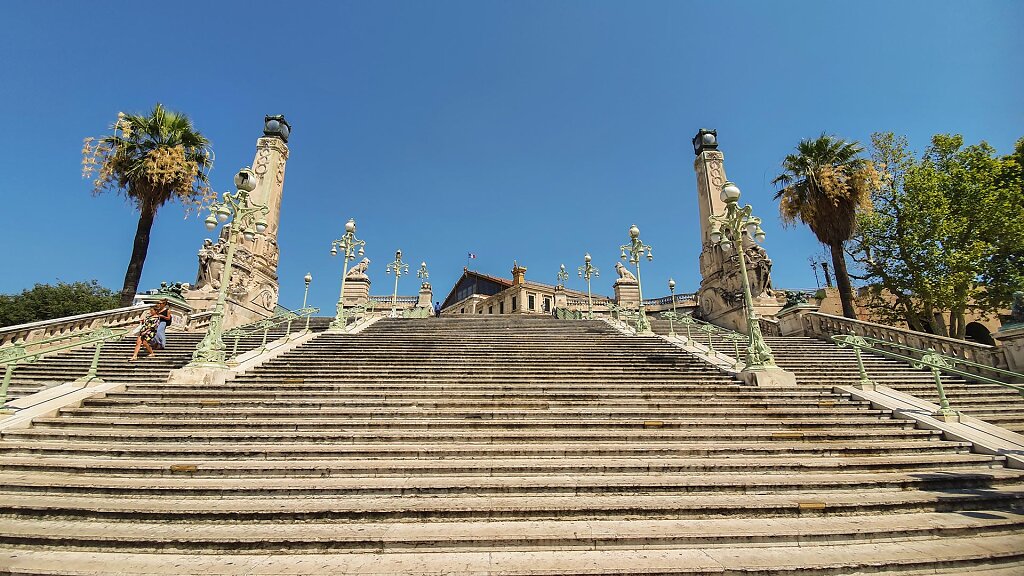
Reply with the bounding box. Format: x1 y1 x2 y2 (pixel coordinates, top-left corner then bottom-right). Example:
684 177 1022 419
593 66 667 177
222 306 319 360
833 334 1024 417
554 308 584 320
402 307 430 319
1 326 130 408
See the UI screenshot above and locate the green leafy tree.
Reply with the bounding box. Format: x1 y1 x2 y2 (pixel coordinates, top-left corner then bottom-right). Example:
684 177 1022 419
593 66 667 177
853 133 1024 338
0 281 120 328
83 104 214 306
772 134 878 319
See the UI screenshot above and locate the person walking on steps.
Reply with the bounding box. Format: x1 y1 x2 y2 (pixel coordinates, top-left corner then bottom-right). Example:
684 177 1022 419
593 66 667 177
130 305 160 361
153 299 172 350
433 301 441 317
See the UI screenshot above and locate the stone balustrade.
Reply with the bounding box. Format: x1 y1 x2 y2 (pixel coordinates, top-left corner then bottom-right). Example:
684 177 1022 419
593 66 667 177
777 307 1021 375
0 305 151 349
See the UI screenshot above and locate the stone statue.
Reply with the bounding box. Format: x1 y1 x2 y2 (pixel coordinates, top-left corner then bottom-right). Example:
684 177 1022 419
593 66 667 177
196 238 228 291
744 243 773 298
614 261 637 282
347 257 371 279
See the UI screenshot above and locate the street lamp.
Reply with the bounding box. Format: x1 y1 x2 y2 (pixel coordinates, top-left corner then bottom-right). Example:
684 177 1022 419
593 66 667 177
556 264 568 288
620 224 653 333
708 180 777 370
667 278 677 337
417 261 429 285
329 218 366 330
189 167 269 367
577 253 599 320
302 272 313 331
386 249 409 318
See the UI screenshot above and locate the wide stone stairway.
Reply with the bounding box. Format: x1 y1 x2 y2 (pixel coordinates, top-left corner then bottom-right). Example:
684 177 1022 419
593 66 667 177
0 316 1022 574
650 319 1024 434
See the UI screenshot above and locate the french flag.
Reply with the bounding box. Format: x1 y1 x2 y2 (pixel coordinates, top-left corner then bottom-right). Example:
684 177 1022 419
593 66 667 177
467 253 477 259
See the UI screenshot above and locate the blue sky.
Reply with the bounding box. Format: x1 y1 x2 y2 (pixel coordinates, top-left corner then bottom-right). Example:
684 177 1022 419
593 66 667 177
1 1 1021 311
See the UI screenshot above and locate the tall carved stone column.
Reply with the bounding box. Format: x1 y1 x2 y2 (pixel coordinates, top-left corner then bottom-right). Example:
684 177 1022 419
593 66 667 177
185 116 292 328
692 129 781 332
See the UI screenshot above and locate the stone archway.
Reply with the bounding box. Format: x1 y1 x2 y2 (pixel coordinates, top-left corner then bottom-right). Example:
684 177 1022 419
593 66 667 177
965 321 995 346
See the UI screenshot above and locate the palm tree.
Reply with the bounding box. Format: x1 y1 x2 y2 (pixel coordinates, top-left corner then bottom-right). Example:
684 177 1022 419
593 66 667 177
83 104 214 306
772 134 877 319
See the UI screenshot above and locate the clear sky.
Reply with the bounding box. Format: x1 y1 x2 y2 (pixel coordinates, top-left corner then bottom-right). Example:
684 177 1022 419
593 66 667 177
1 1 1021 311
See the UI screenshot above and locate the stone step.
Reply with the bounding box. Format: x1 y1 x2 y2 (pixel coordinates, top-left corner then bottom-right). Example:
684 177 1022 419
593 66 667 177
3 469 1019 497
0 454 995 477
27 416 918 430
0 441 980 461
4 534 1023 575
4 487 1023 521
2 512 1021 554
2 426 945 443
57 406 892 419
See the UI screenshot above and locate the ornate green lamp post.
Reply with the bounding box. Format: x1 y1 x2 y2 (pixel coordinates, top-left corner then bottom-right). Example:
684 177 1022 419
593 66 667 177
556 264 569 288
667 278 677 337
417 261 429 284
302 273 313 331
386 249 409 317
620 224 653 334
708 181 776 370
189 168 269 367
577 253 599 320
329 218 366 330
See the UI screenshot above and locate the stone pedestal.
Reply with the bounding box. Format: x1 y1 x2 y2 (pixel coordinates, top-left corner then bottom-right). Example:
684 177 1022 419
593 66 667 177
614 280 640 310
417 282 433 312
776 305 818 336
992 326 1024 373
343 277 371 308
554 287 568 309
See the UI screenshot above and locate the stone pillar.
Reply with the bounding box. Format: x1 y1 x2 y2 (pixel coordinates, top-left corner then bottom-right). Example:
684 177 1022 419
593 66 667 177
692 129 782 333
185 116 292 328
992 326 1024 373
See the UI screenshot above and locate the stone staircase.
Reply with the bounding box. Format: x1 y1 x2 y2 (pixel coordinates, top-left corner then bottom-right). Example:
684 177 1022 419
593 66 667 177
2 317 333 403
648 318 1024 434
0 316 1022 574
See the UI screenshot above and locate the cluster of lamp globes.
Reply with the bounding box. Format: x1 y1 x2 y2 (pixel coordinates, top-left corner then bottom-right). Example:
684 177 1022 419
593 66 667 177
620 224 653 262
708 182 766 251
329 219 364 258
203 168 268 242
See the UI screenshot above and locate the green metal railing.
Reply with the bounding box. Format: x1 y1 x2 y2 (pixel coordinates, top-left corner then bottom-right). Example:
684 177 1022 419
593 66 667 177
660 312 745 358
402 307 430 319
832 333 1024 417
1 326 129 408
553 308 584 320
222 306 319 360
606 303 639 324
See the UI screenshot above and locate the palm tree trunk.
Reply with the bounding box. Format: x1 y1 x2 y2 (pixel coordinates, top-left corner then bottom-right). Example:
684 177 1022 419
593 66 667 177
118 206 156 306
829 241 858 319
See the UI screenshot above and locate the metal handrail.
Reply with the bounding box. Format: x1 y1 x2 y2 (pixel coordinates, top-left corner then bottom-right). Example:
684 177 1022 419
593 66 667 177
554 308 584 320
832 334 1024 417
1 326 130 407
402 307 430 319
223 306 319 359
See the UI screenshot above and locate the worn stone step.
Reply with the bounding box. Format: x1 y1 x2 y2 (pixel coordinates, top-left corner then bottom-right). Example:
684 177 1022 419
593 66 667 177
2 470 1020 498
0 440 977 459
0 454 998 477
2 512 1021 553
4 488 1024 521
